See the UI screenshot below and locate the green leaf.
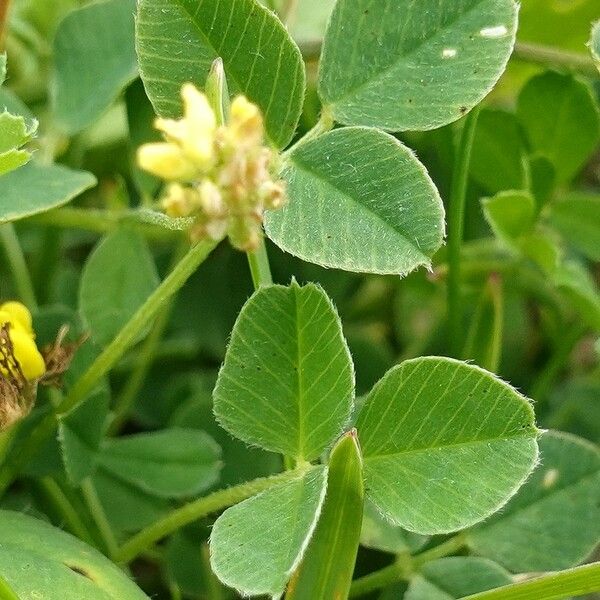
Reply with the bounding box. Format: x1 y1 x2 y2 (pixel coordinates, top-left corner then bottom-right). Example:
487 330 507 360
518 232 560 275
469 431 600 572
554 260 600 331
136 0 305 149
0 162 96 224
79 229 159 346
481 191 536 244
470 110 528 194
287 0 335 46
319 0 518 131
548 192 600 261
406 557 512 600
213 282 354 462
360 501 428 554
265 127 445 275
590 21 600 71
97 428 221 499
517 72 600 184
356 357 539 534
53 0 138 133
58 386 110 485
0 510 149 599
286 432 363 600
210 466 328 598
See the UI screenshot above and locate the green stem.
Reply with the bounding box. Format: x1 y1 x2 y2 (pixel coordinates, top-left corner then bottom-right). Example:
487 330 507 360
447 106 480 357
26 207 179 241
513 41 598 78
0 239 218 495
116 469 302 563
59 239 217 417
0 224 37 309
81 478 119 559
529 322 587 405
247 237 273 288
35 477 96 547
461 561 600 600
109 241 188 434
349 534 467 597
283 109 335 158
33 228 61 304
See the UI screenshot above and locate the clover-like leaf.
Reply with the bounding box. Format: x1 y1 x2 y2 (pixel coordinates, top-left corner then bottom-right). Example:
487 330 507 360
53 0 138 133
356 357 539 534
213 282 354 462
0 162 96 224
481 190 536 244
0 511 149 599
469 431 600 572
136 0 304 149
319 0 518 131
265 127 444 275
210 466 327 597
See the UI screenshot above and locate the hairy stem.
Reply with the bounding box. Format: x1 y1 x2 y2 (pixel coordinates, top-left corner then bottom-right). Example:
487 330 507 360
116 469 302 563
447 107 480 357
513 41 598 78
81 479 119 559
247 237 273 288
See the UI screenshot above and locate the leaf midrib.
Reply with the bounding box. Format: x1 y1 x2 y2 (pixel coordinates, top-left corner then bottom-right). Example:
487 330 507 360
324 0 505 106
363 429 537 462
287 148 433 265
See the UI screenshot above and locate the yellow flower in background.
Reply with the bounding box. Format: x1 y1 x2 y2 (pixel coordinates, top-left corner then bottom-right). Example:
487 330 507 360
0 301 46 381
136 83 286 251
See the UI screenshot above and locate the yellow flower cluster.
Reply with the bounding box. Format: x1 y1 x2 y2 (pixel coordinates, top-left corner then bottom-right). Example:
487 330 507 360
0 301 45 381
138 84 286 251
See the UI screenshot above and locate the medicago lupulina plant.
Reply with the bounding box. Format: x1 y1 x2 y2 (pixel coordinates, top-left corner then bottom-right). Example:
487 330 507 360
0 0 599 599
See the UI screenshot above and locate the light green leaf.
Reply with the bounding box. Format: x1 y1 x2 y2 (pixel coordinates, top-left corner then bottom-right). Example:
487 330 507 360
518 232 561 275
136 0 305 149
406 557 512 600
517 72 600 184
548 192 600 261
53 0 138 133
481 191 536 244
265 127 445 275
554 260 600 331
319 0 518 131
213 282 354 462
0 162 96 224
58 386 110 485
356 357 539 534
0 510 149 599
590 21 600 71
79 229 159 346
286 432 363 600
360 501 428 554
97 428 221 499
287 0 335 46
469 431 600 572
470 110 528 194
210 466 327 598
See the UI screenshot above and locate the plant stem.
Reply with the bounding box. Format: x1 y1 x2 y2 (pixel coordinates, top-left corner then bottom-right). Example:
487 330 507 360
116 469 301 563
33 228 61 304
461 561 600 600
529 322 587 405
81 478 119 559
513 41 598 78
349 534 467 597
447 106 480 357
35 477 96 547
59 239 217 417
109 241 188 434
0 239 218 495
26 207 179 241
283 109 335 158
247 237 273 288
0 224 37 309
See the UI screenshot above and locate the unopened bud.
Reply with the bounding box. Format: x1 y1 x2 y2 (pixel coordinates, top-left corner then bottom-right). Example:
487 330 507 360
197 179 226 217
230 95 263 146
162 183 194 218
259 180 286 210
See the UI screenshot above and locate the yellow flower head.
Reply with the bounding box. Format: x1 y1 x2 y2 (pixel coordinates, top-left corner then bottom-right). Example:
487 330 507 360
0 302 45 381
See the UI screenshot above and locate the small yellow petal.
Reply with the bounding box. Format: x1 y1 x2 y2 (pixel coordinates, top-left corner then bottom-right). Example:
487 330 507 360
137 143 197 181
8 328 46 380
182 83 216 134
0 302 33 335
230 95 263 145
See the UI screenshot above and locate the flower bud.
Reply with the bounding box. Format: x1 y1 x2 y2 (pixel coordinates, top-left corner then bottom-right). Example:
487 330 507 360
230 95 263 147
197 178 227 218
162 183 195 218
